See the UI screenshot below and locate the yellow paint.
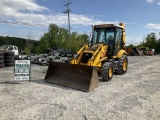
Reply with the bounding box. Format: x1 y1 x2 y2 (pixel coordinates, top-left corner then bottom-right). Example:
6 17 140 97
70 22 127 70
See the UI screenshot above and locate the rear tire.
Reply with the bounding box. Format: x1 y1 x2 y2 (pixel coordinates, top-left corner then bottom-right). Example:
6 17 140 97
5 63 14 67
101 62 113 81
0 52 4 56
0 63 5 68
5 58 14 63
0 52 4 59
0 59 4 64
115 55 128 75
4 51 14 56
4 51 15 67
0 56 4 59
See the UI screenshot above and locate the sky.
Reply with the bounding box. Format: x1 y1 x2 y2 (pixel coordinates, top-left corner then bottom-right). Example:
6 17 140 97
0 0 160 45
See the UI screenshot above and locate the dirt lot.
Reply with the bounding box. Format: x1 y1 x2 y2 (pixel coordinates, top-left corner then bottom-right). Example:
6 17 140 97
0 56 160 120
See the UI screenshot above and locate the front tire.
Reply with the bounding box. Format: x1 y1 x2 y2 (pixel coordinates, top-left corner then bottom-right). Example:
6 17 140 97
115 55 128 75
101 62 113 81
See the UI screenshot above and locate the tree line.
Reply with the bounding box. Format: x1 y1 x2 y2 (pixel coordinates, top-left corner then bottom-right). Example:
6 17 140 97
137 32 160 53
0 24 89 54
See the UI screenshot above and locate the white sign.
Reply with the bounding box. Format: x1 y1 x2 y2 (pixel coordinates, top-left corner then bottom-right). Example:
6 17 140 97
15 60 30 81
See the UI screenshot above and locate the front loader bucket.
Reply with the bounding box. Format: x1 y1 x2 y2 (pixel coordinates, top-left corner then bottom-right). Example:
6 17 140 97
45 61 99 92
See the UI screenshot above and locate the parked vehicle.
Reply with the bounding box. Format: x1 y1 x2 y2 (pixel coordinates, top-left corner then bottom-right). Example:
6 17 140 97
19 51 29 59
140 47 149 55
147 48 155 55
0 45 19 58
51 47 73 57
45 22 128 92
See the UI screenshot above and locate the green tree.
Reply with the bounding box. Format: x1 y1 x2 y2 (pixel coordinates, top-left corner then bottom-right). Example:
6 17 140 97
140 32 160 53
37 24 89 53
128 44 134 47
144 32 157 48
69 32 89 52
36 24 69 53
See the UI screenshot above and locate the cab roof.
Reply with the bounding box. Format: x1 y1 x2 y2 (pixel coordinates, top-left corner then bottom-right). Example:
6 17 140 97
94 23 124 29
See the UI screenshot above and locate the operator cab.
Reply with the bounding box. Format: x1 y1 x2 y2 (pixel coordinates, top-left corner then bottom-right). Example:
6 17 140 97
91 24 124 55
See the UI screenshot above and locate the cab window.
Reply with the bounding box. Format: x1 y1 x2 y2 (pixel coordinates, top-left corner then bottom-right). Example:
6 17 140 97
92 28 115 44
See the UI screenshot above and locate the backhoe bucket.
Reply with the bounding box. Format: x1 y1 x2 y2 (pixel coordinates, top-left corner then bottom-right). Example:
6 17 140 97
45 61 99 92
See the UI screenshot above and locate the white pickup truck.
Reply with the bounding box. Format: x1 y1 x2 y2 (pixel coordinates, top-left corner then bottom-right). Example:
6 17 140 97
0 45 19 58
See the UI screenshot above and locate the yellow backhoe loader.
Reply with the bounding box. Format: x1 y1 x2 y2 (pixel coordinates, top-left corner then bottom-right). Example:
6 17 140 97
45 23 128 92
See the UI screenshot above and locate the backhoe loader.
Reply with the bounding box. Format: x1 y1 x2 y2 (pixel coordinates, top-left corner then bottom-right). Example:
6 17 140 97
45 23 128 92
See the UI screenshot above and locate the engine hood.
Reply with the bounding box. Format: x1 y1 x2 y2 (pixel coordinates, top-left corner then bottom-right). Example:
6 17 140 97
84 43 108 52
86 44 101 52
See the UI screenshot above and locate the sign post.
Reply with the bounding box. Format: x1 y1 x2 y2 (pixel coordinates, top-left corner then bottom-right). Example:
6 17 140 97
14 60 31 81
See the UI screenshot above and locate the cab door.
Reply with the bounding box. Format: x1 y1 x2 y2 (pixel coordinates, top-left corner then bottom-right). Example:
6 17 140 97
114 28 122 55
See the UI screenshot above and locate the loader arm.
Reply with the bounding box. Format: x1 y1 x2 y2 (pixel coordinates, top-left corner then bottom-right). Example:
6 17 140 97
71 43 109 67
71 44 89 64
87 44 108 67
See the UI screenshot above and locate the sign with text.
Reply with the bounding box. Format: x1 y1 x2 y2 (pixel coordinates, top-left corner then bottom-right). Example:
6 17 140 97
15 60 31 81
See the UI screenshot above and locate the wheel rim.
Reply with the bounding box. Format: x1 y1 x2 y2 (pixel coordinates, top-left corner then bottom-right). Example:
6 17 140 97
109 67 113 77
123 59 127 71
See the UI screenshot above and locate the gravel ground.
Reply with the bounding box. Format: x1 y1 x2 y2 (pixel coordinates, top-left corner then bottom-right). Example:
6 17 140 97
0 55 160 120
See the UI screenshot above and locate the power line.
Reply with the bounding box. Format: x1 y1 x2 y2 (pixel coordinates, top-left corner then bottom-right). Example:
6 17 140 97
0 20 48 27
70 27 90 34
0 20 90 35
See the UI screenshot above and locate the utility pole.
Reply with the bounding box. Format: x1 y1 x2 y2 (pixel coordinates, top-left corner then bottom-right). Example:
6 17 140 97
63 1 72 52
